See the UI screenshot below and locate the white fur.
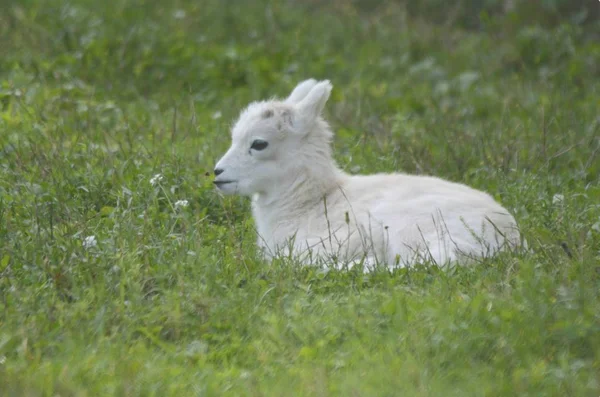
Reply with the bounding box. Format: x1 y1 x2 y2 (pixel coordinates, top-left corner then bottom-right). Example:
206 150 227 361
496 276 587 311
214 79 521 270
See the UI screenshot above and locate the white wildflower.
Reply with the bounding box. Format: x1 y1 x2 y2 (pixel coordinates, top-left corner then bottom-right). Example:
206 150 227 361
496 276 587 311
175 199 189 209
83 235 97 249
552 194 564 205
212 111 222 120
173 9 186 19
150 173 163 186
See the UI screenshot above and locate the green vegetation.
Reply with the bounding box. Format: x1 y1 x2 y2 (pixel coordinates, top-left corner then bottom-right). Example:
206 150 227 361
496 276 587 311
0 0 599 395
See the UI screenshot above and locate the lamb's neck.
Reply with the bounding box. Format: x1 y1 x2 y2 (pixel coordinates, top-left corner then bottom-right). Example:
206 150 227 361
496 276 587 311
254 164 347 220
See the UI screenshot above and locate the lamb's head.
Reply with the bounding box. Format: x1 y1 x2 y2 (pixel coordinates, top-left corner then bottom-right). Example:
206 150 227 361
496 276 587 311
213 79 334 196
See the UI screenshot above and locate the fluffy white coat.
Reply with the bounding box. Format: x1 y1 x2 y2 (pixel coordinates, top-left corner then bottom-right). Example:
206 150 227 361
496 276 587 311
214 79 520 269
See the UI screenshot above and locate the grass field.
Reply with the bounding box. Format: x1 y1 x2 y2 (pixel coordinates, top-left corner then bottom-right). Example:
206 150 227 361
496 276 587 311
1 0 599 395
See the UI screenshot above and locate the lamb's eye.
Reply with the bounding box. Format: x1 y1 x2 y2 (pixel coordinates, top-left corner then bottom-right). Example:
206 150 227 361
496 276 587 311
250 139 269 151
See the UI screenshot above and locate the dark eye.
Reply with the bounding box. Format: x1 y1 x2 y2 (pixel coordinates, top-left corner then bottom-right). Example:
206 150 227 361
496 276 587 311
250 139 269 151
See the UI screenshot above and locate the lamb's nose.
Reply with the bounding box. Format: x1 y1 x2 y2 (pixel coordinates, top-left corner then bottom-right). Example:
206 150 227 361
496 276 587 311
214 168 224 176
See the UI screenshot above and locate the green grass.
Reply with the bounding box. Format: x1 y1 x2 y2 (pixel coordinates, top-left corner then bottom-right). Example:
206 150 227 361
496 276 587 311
1 0 599 395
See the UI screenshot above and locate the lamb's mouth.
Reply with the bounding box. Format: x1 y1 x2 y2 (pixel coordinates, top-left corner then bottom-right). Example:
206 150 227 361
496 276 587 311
213 180 235 187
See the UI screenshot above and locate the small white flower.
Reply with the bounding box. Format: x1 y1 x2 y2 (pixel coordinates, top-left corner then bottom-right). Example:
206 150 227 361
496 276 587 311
150 173 163 186
175 199 189 208
212 111 222 120
552 194 564 205
83 235 97 249
173 9 186 19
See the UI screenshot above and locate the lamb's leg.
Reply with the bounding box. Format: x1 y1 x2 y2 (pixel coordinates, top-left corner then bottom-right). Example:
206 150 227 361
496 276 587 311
293 238 380 272
347 256 378 273
386 237 459 268
311 255 378 272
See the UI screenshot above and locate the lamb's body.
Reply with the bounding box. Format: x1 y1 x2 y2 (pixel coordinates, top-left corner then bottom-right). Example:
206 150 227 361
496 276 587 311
214 79 520 269
253 171 519 268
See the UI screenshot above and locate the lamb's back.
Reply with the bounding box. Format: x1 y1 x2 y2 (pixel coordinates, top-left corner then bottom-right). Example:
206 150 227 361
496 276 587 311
343 172 519 242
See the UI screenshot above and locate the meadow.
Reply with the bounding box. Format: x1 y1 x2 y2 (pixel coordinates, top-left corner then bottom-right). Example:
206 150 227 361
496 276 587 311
0 0 599 395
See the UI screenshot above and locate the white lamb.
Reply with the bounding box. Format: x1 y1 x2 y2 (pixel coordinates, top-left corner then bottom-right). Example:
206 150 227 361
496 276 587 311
214 79 521 270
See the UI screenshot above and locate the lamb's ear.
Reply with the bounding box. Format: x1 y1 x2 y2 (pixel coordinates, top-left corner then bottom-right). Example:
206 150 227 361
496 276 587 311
295 80 332 127
285 79 318 104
